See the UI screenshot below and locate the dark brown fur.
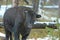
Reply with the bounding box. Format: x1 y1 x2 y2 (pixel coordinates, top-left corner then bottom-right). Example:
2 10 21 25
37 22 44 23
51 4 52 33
3 6 41 40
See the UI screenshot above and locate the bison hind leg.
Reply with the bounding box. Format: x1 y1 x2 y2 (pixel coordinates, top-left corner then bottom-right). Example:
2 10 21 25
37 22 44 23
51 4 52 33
5 29 12 40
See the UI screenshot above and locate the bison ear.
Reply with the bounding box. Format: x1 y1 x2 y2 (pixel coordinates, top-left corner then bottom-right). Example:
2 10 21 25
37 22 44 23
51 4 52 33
24 11 28 13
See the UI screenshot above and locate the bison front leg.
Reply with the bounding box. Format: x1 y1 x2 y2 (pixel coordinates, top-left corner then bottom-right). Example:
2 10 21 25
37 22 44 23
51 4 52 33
13 17 23 40
10 32 12 40
13 23 20 40
14 30 20 40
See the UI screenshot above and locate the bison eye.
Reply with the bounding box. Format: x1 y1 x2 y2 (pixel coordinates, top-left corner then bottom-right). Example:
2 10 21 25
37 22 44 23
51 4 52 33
36 14 41 18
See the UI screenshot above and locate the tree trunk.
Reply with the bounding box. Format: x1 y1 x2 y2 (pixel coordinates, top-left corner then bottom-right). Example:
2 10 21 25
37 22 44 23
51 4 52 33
32 0 39 13
58 0 60 18
12 0 19 7
0 1 1 8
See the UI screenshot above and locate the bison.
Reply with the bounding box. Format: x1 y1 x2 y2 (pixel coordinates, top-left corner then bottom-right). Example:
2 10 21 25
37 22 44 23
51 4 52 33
3 6 41 40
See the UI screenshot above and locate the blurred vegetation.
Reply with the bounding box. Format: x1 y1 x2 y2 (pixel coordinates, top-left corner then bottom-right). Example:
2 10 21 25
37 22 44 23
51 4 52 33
0 0 32 5
0 0 12 5
0 18 3 22
0 0 59 5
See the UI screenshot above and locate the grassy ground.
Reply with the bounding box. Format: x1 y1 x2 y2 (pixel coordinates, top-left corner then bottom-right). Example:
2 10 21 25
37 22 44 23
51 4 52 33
0 27 59 39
